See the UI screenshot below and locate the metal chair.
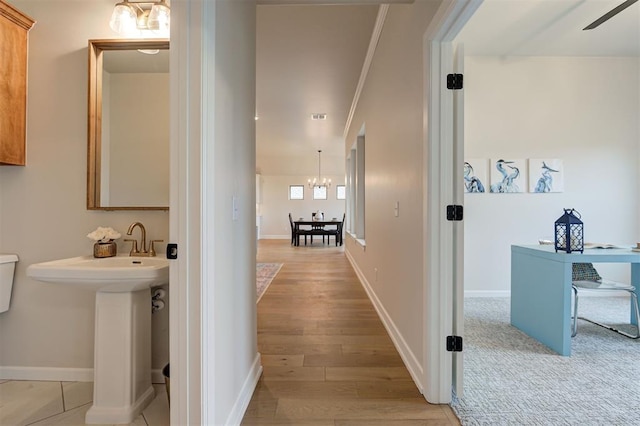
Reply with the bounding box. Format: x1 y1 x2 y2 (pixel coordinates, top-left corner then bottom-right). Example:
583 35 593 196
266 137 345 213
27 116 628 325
571 262 640 339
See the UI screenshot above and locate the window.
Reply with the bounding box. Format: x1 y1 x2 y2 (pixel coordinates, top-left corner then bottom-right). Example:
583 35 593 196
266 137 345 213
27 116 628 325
289 185 304 200
313 185 327 200
336 185 346 200
346 132 365 242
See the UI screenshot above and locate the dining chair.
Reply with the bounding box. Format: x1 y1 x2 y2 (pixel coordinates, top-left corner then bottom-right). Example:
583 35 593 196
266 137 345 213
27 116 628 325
288 213 296 245
337 212 345 246
310 223 326 244
571 262 640 339
326 213 345 246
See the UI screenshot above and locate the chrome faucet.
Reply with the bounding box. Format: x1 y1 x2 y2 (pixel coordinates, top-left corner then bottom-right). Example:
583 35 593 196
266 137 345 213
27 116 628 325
124 222 163 257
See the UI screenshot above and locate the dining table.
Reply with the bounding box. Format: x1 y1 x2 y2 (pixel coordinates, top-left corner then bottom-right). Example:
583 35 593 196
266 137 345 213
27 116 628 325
293 218 341 246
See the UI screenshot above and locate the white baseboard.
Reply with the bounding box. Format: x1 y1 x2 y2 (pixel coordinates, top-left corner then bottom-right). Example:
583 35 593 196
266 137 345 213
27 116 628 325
0 366 169 384
260 235 289 240
0 366 93 382
463 290 629 298
225 353 263 426
345 251 423 392
464 290 511 298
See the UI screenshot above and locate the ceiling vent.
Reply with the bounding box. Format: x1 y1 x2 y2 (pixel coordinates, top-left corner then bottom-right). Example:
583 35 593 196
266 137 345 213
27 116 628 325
311 113 327 121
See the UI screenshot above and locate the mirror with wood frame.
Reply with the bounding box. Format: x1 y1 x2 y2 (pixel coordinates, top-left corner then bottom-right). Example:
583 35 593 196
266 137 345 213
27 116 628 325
87 39 169 210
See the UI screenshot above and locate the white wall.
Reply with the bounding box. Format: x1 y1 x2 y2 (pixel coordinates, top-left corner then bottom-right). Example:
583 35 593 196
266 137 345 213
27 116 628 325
0 0 169 379
343 1 442 387
207 2 258 423
260 174 346 239
464 56 640 295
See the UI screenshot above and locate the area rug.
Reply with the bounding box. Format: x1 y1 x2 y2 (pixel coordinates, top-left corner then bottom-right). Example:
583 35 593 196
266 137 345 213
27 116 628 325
451 297 640 425
256 263 283 303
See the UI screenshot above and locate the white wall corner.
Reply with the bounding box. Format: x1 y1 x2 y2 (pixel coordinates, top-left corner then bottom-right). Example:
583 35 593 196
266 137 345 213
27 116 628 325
345 250 424 393
224 353 263 426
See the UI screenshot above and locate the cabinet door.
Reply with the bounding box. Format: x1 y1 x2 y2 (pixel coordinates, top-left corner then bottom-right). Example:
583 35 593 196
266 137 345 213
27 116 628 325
0 1 35 165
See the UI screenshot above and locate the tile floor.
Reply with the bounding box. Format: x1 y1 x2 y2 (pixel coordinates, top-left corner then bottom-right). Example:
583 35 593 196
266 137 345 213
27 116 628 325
0 379 169 426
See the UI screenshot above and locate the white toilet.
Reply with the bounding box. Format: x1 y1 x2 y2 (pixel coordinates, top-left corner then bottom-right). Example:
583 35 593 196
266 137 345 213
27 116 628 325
0 254 18 313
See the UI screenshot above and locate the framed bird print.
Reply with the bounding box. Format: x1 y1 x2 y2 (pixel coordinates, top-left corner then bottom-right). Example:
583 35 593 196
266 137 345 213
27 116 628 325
490 158 526 193
529 159 564 193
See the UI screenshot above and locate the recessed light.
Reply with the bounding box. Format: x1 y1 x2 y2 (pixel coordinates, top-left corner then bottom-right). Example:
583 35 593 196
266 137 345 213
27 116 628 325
311 113 327 121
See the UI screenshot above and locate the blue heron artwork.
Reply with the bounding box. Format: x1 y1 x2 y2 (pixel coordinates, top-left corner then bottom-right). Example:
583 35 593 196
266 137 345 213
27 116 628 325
490 158 526 193
529 159 564 193
464 159 487 193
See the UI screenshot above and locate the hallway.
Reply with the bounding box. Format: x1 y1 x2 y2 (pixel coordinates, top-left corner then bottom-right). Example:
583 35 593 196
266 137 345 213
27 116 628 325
242 240 459 425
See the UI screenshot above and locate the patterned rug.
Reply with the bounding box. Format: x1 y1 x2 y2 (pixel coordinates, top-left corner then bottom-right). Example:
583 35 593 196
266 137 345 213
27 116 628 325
256 263 283 303
452 297 640 425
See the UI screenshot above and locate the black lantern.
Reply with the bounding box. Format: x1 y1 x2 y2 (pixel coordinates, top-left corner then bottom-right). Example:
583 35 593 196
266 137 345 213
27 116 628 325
554 208 584 253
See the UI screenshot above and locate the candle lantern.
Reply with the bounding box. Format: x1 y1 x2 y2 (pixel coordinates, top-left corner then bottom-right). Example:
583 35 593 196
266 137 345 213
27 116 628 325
554 208 584 253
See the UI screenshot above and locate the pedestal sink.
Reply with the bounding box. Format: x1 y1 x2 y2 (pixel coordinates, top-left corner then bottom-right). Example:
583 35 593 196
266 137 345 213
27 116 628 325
27 255 169 424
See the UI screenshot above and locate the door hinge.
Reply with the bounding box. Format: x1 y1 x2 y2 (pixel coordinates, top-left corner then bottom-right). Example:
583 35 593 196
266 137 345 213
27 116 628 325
446 73 463 90
446 205 463 221
446 335 463 352
166 243 178 259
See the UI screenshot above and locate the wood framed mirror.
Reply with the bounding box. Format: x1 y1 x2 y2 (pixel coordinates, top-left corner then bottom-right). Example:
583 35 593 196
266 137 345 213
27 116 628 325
87 39 170 210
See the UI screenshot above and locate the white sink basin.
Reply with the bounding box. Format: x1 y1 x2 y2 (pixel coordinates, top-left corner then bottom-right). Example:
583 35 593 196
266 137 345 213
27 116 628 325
27 255 169 292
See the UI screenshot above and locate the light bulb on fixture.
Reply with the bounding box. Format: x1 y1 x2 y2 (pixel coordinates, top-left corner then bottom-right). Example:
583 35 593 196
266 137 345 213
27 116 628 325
147 0 170 35
109 0 170 37
109 1 138 35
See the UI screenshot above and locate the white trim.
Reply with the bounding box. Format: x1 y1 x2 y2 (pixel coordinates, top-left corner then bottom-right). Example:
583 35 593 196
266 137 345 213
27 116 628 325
345 251 423 392
0 367 93 382
152 368 168 384
258 0 409 4
464 291 511 298
345 233 366 250
224 354 263 426
200 1 218 424
170 0 205 424
423 0 482 405
261 235 290 240
0 367 176 385
343 5 389 141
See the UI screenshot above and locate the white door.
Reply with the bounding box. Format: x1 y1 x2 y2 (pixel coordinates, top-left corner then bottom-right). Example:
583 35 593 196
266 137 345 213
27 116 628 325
424 0 481 403
451 43 465 398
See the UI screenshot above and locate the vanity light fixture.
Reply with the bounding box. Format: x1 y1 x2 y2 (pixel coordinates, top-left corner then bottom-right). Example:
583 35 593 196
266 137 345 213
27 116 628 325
308 150 331 189
110 0 170 37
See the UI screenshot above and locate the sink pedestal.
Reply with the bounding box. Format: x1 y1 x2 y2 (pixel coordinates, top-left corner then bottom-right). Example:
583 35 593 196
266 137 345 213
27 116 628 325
85 289 155 424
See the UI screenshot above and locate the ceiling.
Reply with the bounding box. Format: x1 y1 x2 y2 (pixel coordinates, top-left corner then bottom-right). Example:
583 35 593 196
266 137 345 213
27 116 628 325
457 0 640 56
255 1 639 175
256 4 379 175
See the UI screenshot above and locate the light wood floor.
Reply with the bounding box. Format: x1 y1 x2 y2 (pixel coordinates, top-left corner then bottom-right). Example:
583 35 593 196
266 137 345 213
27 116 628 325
242 239 460 426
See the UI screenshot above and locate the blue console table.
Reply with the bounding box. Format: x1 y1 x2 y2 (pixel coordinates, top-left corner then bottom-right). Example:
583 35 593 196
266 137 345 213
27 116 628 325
510 244 640 356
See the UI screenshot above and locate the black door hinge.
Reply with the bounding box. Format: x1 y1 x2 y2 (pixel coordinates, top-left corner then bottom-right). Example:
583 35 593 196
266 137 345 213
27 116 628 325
447 73 463 90
446 335 463 352
446 205 463 221
166 243 178 259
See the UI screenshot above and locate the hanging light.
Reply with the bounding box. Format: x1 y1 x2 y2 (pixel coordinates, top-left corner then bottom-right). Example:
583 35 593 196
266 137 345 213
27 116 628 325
109 0 170 37
308 150 331 189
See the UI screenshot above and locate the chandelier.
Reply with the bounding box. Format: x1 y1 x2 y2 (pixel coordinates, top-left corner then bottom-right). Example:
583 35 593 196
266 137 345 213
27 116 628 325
109 0 170 37
308 150 331 189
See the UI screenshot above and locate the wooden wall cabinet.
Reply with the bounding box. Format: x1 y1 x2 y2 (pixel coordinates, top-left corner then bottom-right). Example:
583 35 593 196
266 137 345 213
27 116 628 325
0 1 34 166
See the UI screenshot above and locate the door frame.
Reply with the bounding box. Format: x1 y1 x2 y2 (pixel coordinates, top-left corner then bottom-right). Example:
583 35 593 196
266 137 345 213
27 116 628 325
423 0 482 404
